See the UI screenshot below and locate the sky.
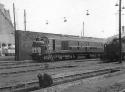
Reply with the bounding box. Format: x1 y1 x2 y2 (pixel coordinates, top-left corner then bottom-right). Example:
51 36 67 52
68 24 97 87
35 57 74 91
1 0 125 38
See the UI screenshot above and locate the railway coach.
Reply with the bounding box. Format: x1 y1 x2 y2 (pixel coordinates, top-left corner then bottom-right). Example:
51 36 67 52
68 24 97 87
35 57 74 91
31 34 105 62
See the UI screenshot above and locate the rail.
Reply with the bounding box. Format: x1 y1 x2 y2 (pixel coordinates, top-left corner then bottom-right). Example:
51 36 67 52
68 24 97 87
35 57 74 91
0 65 76 76
0 66 121 92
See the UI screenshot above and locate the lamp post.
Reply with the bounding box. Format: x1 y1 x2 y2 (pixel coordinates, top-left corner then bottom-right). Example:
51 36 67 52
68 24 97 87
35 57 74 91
119 0 122 63
24 9 26 31
115 0 125 63
82 10 90 37
82 21 84 37
13 3 18 61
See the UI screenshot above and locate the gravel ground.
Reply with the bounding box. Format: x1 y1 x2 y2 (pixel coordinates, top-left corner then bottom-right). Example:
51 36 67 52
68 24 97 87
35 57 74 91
32 63 125 92
61 70 125 92
1 59 125 92
0 59 99 87
0 61 121 87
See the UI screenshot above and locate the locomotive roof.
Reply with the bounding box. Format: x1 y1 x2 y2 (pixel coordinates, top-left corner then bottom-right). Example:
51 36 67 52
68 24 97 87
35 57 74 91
41 32 106 43
106 33 125 43
17 30 106 43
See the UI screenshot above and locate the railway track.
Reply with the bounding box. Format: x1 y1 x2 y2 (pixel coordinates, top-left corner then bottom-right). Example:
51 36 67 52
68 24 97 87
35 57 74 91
0 64 41 70
0 66 121 92
0 59 100 76
0 58 99 67
0 65 77 76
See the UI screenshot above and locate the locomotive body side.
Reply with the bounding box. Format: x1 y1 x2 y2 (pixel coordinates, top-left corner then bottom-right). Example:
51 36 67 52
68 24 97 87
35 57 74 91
31 35 105 62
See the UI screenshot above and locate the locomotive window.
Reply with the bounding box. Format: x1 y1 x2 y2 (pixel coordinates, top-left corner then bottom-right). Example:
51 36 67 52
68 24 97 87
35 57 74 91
101 43 104 46
53 39 55 50
8 44 11 46
61 41 69 50
87 42 89 46
32 42 36 47
78 41 80 46
69 47 72 50
84 42 87 46
2 43 6 47
77 47 80 50
84 42 89 46
36 38 40 41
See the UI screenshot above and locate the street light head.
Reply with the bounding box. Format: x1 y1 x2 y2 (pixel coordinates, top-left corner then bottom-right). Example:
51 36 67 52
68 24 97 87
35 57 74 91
86 10 90 16
46 20 48 25
64 17 67 22
115 3 119 6
86 13 90 16
122 6 125 9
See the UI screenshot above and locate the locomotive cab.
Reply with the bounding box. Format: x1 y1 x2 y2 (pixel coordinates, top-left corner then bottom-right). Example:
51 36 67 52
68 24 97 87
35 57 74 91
31 37 49 61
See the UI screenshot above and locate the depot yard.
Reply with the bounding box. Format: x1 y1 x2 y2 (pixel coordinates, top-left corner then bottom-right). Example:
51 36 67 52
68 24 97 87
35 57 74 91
60 70 125 92
0 59 100 87
32 66 125 92
0 59 125 92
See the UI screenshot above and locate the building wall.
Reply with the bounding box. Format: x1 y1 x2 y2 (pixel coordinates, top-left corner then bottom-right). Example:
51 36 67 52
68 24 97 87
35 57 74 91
16 30 45 60
0 3 14 44
0 3 14 56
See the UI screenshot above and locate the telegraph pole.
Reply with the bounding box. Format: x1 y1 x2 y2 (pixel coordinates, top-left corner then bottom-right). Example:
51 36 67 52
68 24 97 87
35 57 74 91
13 3 16 31
83 21 84 37
13 3 17 61
119 0 122 63
24 9 26 31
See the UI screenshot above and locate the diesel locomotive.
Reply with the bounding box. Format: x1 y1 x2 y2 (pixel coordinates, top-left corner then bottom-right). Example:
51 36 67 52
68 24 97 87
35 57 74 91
31 34 105 62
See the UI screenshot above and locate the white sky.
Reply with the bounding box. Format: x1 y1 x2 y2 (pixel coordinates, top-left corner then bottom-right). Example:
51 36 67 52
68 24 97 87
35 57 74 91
1 0 125 38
